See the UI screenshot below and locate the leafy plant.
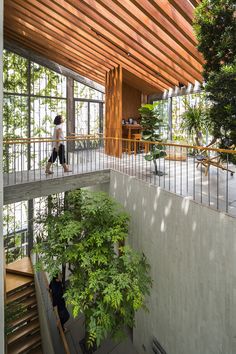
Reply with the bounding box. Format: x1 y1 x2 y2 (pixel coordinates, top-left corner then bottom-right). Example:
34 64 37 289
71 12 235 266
34 190 152 349
139 103 166 175
194 1 236 148
180 101 210 146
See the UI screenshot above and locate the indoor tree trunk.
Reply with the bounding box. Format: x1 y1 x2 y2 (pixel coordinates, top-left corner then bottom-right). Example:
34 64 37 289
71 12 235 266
152 159 165 176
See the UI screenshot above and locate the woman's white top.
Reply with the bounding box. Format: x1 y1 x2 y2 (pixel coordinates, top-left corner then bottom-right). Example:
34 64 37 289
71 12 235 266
52 124 65 148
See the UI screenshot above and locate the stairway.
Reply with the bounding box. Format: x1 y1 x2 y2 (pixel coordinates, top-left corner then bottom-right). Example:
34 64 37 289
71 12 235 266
5 257 42 354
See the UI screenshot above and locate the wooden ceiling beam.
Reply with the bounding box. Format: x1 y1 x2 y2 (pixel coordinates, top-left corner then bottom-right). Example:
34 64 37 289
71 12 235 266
110 0 200 61
4 38 105 91
5 4 110 75
81 0 203 72
4 0 204 92
5 25 166 92
33 0 178 87
4 31 105 85
54 0 198 84
12 0 116 70
149 0 197 44
20 0 171 87
4 24 105 83
5 13 107 78
168 0 195 24
188 0 201 7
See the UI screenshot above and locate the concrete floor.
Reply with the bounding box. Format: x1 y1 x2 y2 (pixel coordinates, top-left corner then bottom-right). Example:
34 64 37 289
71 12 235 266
64 310 138 354
4 148 236 216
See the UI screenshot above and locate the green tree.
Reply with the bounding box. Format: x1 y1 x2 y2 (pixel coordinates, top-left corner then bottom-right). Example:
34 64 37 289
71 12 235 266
139 103 166 175
34 190 152 349
194 1 236 147
180 99 211 146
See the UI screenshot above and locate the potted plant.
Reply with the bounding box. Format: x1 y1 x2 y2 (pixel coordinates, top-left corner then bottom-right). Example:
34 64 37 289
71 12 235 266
139 103 166 176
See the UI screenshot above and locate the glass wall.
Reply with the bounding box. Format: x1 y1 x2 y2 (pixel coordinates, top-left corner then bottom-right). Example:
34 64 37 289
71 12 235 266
74 81 104 139
154 91 209 145
3 202 28 263
3 49 104 262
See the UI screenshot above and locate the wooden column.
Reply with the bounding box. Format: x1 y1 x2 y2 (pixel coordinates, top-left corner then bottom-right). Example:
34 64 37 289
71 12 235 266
105 66 122 157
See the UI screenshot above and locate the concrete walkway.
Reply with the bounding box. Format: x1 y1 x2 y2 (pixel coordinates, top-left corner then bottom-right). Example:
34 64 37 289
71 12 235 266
3 148 236 216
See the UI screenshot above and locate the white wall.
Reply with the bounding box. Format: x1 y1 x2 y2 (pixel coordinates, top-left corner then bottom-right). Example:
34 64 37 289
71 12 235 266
0 0 4 352
109 170 236 354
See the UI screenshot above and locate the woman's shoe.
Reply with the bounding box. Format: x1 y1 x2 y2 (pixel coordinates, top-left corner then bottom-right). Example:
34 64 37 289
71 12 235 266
45 162 54 174
63 164 72 172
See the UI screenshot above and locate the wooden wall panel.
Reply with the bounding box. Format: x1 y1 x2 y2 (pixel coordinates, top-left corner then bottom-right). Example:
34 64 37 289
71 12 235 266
122 83 141 122
105 66 122 157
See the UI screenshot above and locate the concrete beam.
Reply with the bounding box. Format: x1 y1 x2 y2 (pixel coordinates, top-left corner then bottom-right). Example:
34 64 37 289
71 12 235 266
4 170 110 204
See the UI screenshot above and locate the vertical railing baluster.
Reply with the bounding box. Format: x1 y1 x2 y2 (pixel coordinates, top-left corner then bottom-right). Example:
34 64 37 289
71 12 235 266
180 147 183 195
193 154 196 201
186 147 189 196
226 153 229 214
200 150 203 204
14 142 16 185
168 145 171 191
208 157 211 207
174 146 176 194
216 164 219 210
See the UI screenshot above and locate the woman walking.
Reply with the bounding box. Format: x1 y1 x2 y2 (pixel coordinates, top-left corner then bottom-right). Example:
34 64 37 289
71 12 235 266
45 115 71 174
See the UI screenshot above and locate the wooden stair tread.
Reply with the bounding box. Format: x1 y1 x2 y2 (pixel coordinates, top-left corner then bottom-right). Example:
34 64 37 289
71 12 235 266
9 309 38 329
6 257 34 277
6 273 33 294
21 295 37 309
8 332 41 354
8 318 40 345
6 285 35 304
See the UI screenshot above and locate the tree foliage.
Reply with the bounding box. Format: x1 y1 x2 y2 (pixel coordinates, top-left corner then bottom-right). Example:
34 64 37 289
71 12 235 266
180 98 211 146
194 1 236 147
34 190 152 348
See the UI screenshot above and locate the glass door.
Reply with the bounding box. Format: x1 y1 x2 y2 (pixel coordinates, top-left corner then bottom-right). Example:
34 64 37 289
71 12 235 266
74 100 103 150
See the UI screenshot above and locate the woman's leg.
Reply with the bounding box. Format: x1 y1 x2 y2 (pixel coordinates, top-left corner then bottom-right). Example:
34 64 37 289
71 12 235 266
46 149 58 174
48 149 58 163
58 144 66 165
59 145 71 172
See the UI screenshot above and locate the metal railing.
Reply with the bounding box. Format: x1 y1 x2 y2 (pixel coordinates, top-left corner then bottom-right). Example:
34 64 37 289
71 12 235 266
3 136 236 216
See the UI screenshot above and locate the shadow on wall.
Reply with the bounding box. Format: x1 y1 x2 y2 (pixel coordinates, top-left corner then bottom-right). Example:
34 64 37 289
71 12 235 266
109 170 235 354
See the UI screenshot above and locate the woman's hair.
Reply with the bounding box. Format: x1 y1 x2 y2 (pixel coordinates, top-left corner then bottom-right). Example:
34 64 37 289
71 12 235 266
54 115 62 125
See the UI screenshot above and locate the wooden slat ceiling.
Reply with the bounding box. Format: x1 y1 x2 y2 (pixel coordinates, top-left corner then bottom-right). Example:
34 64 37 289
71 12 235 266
4 0 203 92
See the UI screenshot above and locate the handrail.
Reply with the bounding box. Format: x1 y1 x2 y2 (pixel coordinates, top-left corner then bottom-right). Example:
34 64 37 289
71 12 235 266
3 133 103 142
3 136 236 155
3 135 102 144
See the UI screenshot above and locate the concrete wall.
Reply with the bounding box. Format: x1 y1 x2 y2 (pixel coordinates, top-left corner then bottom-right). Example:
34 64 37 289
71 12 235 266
0 1 4 352
109 170 236 354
